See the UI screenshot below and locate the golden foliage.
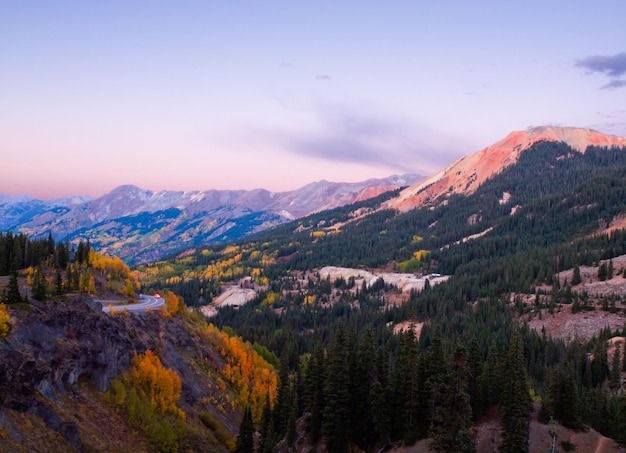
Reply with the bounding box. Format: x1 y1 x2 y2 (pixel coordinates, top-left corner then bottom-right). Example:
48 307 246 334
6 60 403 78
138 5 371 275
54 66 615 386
162 290 184 316
79 269 96 294
0 304 11 337
261 291 281 306
221 245 240 255
124 279 135 297
89 249 132 278
129 350 184 419
249 250 262 260
413 249 430 261
310 231 326 238
203 324 277 422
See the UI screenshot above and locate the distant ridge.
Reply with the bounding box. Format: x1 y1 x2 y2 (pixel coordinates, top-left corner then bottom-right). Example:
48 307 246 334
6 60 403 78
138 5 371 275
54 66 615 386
0 174 422 264
385 126 626 212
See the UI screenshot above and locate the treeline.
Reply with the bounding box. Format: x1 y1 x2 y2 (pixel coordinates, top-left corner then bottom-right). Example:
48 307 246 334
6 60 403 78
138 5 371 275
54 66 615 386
0 231 72 276
1 231 137 304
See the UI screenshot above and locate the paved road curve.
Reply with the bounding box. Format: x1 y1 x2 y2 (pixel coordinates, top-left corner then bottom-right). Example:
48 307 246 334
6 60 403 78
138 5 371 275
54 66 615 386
101 294 165 313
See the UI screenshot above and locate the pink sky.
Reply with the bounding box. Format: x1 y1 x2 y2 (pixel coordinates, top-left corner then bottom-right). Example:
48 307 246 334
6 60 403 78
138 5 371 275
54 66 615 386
1 1 625 200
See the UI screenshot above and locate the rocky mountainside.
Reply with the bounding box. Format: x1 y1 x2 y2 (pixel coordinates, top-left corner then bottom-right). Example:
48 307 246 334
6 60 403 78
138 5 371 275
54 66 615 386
0 297 242 452
0 174 421 265
384 126 626 212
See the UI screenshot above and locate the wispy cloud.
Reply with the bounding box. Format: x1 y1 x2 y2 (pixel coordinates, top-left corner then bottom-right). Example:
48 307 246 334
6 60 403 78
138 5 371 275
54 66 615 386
315 74 331 81
273 103 465 174
575 52 626 77
600 79 626 90
575 52 626 90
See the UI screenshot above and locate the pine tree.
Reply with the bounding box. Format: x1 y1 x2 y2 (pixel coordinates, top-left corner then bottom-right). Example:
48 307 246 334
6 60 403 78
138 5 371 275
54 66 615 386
5 271 23 304
572 265 581 285
610 346 622 390
499 330 530 453
273 348 292 438
468 338 484 420
47 231 55 256
55 241 69 269
259 394 273 452
234 406 254 453
32 266 47 301
322 323 351 453
424 326 446 431
612 394 626 445
431 347 476 453
303 343 325 445
10 239 22 274
55 270 63 296
286 394 298 447
369 380 391 447
553 362 581 429
351 325 377 448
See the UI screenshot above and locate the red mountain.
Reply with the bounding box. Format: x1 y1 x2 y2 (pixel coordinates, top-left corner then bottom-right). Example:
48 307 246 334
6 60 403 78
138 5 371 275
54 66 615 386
384 126 626 212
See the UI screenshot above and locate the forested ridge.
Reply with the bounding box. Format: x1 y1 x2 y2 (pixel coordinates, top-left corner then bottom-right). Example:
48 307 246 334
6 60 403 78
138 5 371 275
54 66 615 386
135 141 626 452
4 141 626 451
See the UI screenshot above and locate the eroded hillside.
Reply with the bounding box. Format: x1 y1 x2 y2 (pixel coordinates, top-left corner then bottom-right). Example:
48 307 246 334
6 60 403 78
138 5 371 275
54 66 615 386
0 297 276 452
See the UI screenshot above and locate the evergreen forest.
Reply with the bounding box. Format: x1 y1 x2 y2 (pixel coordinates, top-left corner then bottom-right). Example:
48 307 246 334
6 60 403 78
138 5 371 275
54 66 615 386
138 141 626 452
4 140 626 452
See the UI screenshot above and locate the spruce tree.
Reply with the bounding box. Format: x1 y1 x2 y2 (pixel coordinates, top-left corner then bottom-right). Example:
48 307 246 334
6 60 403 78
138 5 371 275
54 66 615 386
322 323 351 453
424 326 447 431
431 347 475 453
32 266 47 301
304 343 325 445
6 271 23 304
351 325 377 448
234 406 254 453
572 265 581 285
259 394 272 451
55 270 63 296
369 380 391 447
499 330 529 453
286 394 298 447
554 362 581 429
610 346 622 390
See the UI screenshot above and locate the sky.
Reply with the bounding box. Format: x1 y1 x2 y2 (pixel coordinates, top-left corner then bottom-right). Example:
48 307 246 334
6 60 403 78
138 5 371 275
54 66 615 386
1 1 625 199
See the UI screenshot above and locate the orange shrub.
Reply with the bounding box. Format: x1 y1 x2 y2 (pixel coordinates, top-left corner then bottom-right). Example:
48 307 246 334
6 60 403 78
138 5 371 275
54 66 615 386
129 350 184 419
203 324 277 421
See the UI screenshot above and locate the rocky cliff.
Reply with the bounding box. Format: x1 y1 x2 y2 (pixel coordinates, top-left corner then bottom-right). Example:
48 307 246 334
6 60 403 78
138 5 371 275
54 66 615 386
0 298 237 452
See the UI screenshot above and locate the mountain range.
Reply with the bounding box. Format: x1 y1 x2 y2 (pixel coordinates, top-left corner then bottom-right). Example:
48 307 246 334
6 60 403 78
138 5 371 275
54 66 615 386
2 126 626 266
3 125 626 452
0 174 422 265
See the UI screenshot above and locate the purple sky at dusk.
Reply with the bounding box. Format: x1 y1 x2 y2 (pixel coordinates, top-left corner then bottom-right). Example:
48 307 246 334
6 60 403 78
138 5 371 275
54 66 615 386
1 1 625 199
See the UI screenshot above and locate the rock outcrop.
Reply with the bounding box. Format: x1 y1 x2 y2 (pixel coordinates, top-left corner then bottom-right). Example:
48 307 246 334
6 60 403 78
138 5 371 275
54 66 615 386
0 297 236 451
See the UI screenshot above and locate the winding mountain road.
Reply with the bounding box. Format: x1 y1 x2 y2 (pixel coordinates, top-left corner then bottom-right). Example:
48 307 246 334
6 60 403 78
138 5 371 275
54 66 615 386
101 294 165 313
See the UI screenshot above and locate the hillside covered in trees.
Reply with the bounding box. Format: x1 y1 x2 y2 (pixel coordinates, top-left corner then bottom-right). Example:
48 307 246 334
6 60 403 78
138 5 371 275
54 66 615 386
0 236 278 452
137 141 626 452
2 140 626 452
